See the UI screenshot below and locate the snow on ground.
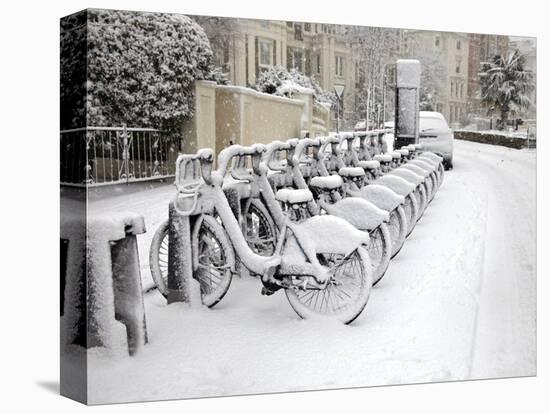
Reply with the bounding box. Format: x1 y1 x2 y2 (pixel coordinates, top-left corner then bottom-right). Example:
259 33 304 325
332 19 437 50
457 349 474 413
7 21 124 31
79 140 535 404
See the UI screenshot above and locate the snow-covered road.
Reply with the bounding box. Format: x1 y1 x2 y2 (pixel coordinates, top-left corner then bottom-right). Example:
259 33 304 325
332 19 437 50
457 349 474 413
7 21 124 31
85 140 536 404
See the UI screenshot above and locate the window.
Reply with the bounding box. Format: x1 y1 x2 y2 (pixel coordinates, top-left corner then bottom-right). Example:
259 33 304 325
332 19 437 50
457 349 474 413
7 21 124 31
456 40 461 50
289 49 304 72
304 23 311 32
460 83 464 98
450 81 454 96
435 36 440 47
315 54 321 74
335 55 344 77
294 23 303 41
456 56 462 74
259 39 274 70
286 22 293 28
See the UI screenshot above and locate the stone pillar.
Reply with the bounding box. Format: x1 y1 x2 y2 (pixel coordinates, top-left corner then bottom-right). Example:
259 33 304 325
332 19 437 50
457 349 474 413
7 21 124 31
182 80 217 154
294 90 314 137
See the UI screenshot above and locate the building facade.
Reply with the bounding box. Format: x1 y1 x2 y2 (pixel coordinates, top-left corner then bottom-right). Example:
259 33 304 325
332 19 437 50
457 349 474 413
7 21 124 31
402 29 470 127
203 18 357 130
509 36 536 120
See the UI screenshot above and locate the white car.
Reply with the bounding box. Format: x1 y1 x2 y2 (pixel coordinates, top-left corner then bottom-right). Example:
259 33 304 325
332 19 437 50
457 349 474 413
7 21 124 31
419 111 454 169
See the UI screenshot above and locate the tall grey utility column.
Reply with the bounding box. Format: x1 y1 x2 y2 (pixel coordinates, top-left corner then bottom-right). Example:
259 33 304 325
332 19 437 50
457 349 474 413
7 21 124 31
394 59 421 150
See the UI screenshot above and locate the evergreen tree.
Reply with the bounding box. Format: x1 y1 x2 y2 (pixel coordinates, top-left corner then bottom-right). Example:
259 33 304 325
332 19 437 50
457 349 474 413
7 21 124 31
479 49 534 129
61 9 222 131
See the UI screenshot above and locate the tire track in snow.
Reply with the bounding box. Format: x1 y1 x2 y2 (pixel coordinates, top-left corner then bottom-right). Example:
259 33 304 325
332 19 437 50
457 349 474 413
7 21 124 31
455 141 536 379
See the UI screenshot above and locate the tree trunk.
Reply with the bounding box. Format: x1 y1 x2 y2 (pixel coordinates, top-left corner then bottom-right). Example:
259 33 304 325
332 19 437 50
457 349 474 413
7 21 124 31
499 105 510 130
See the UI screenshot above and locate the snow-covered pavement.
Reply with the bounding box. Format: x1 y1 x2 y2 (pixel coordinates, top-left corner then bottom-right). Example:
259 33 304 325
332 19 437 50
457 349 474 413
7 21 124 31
84 140 536 404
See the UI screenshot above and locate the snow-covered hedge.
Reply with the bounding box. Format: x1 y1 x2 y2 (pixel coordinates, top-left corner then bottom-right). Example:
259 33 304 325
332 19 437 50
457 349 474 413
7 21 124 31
255 66 336 108
454 130 533 149
61 9 225 131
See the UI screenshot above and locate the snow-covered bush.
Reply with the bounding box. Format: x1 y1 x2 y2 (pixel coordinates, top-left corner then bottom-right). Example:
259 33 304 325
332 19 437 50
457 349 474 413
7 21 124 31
255 66 336 108
61 9 224 131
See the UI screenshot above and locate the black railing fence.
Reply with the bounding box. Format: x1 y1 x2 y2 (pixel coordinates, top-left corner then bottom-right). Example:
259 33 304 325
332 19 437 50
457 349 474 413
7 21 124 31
60 126 181 186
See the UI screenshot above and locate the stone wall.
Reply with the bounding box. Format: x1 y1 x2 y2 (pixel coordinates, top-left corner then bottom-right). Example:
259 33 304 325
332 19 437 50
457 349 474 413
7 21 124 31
183 80 329 156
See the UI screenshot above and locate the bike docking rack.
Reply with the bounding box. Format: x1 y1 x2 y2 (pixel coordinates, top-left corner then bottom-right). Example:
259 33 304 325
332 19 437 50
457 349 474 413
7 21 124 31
60 211 148 357
154 141 375 324
151 128 446 324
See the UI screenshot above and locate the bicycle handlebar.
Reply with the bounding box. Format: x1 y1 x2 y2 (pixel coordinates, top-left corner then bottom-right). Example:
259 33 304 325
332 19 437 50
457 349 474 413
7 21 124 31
217 143 267 182
292 137 322 166
175 149 213 187
265 140 290 172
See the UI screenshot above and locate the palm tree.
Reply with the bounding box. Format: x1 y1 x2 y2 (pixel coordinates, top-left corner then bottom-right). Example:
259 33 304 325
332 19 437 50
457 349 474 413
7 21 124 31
479 49 534 130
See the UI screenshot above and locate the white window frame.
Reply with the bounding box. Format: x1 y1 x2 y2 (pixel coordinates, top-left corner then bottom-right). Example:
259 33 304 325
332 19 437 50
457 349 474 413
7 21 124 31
315 54 321 74
259 38 274 70
289 48 304 72
335 55 344 78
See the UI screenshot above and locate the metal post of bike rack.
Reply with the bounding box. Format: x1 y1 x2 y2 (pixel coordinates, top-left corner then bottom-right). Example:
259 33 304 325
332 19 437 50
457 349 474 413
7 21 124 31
167 202 195 304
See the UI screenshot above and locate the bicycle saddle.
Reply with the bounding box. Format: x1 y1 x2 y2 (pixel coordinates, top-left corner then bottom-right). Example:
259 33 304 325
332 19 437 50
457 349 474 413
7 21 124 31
358 160 381 170
338 166 365 178
374 154 393 163
275 188 313 204
309 175 343 190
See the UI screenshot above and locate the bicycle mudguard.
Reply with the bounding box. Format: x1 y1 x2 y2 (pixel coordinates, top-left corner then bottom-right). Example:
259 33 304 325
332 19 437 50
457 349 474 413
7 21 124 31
389 168 424 186
409 159 436 171
419 152 444 164
400 163 431 179
375 174 416 196
357 184 404 211
287 215 370 257
322 196 389 231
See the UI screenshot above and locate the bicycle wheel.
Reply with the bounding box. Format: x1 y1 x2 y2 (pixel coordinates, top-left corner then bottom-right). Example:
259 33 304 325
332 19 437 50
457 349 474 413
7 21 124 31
414 185 427 219
388 205 408 258
149 220 170 296
368 223 392 285
192 215 234 307
242 199 277 256
427 173 436 202
403 193 419 236
149 215 234 307
285 247 373 324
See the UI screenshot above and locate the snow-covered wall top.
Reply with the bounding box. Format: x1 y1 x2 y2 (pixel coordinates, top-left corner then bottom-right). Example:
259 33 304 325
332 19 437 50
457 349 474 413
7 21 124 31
396 60 421 89
217 84 305 106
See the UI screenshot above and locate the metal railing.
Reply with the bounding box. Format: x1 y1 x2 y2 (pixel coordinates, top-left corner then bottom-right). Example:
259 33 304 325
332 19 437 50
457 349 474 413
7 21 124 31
60 126 181 186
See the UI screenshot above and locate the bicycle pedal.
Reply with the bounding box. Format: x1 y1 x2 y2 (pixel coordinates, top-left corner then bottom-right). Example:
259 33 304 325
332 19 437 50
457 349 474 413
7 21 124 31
261 286 277 296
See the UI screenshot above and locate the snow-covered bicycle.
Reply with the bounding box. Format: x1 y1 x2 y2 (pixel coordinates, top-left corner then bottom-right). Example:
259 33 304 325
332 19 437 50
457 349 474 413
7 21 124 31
151 145 375 324
267 137 392 285
323 133 408 258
